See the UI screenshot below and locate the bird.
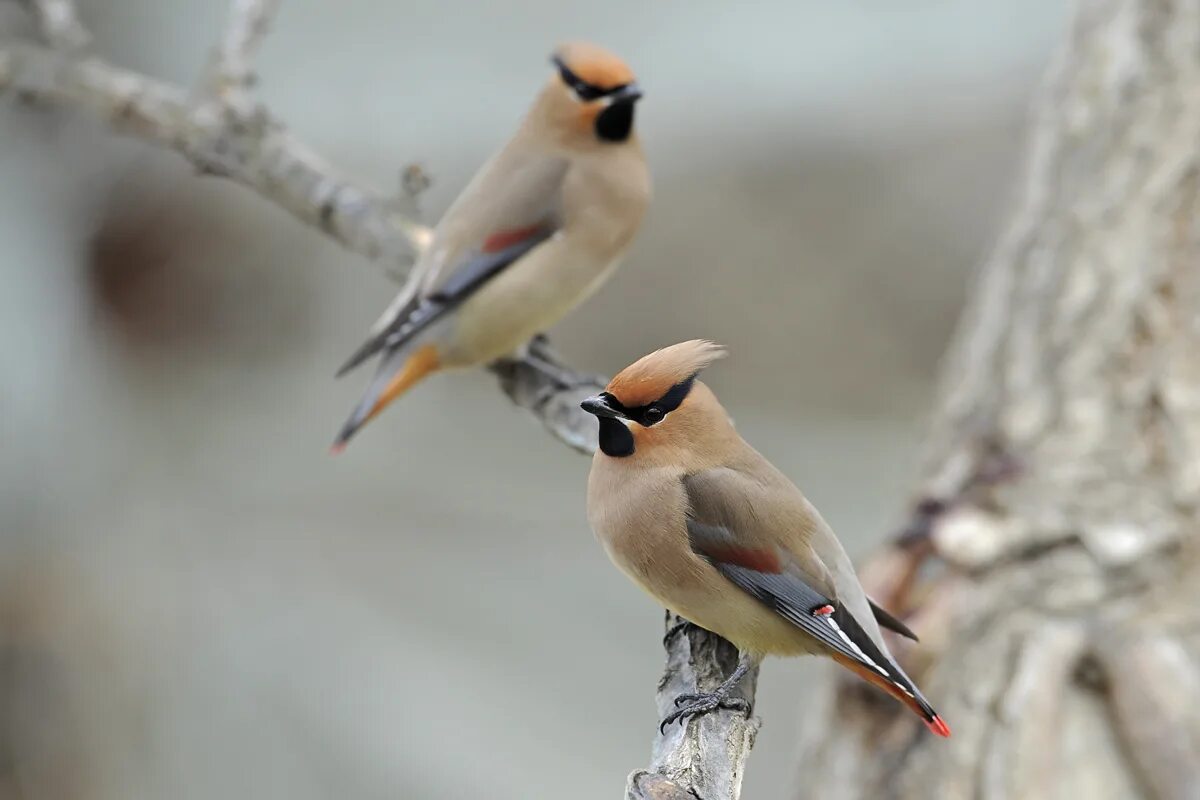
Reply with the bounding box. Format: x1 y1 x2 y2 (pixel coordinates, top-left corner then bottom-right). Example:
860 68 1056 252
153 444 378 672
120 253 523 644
581 341 950 737
331 41 651 451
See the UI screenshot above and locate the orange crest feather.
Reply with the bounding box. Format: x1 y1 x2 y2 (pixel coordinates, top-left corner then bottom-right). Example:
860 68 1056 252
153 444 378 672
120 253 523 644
607 340 727 407
553 41 636 90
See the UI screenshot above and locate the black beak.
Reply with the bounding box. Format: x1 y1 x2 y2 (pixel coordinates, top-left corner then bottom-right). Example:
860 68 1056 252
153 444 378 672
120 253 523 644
609 83 643 104
581 394 623 418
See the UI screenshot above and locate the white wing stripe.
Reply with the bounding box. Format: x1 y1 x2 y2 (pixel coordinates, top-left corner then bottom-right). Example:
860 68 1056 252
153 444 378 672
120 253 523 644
824 616 890 677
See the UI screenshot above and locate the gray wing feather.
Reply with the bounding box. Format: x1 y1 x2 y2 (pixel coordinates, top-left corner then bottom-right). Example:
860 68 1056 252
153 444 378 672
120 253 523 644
682 470 915 685
335 231 552 376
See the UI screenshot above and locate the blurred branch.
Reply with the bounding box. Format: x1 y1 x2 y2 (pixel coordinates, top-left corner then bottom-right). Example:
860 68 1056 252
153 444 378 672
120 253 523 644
206 0 280 111
0 43 430 271
15 0 89 51
490 336 605 454
1 2 762 793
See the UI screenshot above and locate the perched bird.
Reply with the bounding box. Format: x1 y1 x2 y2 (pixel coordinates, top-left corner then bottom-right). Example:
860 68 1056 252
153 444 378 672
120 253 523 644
582 341 950 736
332 41 651 450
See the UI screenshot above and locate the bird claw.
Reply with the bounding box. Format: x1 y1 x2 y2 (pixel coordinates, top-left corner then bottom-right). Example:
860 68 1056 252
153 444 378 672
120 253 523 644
659 691 751 733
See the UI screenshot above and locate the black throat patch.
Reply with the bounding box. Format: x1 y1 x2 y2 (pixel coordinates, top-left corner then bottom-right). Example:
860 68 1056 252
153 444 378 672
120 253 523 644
597 417 635 457
595 102 635 142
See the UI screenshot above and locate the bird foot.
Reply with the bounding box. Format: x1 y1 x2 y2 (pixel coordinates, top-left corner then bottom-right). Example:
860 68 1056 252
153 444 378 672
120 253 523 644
659 691 751 733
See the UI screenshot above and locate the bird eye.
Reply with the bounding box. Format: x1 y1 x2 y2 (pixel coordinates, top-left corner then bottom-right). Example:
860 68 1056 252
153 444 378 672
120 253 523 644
553 58 605 102
571 82 605 102
643 406 665 425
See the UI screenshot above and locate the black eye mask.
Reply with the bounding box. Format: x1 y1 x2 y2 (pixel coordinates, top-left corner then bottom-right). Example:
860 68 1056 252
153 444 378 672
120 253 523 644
595 376 696 458
552 56 633 102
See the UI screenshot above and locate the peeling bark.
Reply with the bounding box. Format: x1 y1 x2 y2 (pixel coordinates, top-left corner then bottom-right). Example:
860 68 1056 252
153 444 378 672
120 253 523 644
796 1 1200 798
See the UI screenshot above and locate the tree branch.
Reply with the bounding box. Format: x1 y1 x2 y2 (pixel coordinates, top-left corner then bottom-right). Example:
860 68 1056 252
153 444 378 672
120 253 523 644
1 3 761 795
626 615 760 800
0 43 431 271
16 0 89 52
206 0 280 111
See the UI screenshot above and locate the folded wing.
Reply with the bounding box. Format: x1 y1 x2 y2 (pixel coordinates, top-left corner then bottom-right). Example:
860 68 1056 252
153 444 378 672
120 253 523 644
682 469 949 736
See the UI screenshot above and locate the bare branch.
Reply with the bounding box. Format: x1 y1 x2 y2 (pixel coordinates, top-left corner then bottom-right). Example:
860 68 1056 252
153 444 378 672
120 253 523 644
0 23 761 793
0 43 430 271
626 615 760 800
15 0 90 52
206 0 281 112
490 337 605 453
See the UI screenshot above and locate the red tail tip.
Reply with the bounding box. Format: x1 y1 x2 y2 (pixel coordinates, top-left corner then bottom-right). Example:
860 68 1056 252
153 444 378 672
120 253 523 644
329 441 347 456
925 715 951 738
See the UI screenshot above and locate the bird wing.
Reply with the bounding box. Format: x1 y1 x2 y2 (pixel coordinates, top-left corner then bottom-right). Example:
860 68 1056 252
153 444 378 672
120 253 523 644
681 468 941 725
337 148 569 376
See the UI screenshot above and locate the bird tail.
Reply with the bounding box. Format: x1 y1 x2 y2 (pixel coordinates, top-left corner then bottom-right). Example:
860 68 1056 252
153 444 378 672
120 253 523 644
830 652 951 737
331 343 441 453
335 265 456 381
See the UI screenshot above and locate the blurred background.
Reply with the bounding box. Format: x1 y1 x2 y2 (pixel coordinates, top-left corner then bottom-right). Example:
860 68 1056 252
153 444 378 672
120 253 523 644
0 1 1069 798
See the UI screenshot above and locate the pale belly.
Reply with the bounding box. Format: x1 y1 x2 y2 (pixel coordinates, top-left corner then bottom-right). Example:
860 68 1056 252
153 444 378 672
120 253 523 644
439 250 621 367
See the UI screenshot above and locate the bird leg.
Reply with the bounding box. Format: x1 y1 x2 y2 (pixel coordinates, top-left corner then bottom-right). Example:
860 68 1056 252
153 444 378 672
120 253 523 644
659 650 758 732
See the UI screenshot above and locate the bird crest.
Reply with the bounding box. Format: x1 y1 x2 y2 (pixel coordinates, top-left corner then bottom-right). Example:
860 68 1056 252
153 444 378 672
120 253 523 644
553 41 636 91
606 340 726 407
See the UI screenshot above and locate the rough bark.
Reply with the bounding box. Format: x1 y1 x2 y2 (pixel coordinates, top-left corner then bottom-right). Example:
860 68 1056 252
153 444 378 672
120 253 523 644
625 615 760 800
795 1 1200 798
0 3 759 796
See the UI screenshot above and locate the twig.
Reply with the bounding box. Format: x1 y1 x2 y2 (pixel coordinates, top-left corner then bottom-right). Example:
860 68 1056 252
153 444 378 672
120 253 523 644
205 0 281 112
0 5 761 794
16 0 89 52
0 43 430 273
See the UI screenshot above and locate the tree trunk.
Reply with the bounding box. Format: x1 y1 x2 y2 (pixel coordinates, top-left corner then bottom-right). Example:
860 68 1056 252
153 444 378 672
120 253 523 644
795 1 1200 798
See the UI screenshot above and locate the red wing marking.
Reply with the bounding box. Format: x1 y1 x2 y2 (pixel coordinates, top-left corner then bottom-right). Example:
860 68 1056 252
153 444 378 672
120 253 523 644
482 224 546 253
701 545 784 574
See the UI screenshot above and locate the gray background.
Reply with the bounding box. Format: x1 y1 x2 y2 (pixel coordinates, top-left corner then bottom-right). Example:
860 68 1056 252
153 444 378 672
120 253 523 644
0 1 1068 798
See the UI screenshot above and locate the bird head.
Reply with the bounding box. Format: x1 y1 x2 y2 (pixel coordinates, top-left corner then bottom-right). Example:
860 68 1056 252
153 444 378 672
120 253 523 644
581 340 729 459
537 42 643 146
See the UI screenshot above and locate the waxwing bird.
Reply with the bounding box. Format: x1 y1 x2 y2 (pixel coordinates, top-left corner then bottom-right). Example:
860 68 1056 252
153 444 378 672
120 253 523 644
582 341 950 737
332 41 651 451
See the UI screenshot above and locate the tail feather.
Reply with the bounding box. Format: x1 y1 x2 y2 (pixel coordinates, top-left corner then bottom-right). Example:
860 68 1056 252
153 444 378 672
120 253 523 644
336 332 389 378
830 652 951 737
336 295 446 378
331 343 441 451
